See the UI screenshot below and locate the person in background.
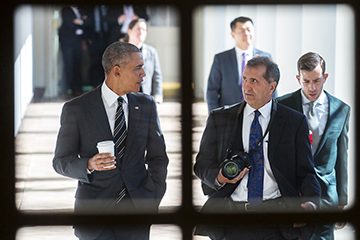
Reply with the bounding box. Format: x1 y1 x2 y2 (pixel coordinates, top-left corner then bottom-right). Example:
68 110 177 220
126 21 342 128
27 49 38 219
121 18 163 103
86 5 110 89
106 5 149 44
276 52 350 240
207 16 276 112
58 5 90 99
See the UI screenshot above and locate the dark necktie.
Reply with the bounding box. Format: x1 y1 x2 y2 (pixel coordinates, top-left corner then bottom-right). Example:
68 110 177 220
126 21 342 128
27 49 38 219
307 101 319 155
247 110 264 207
114 97 127 162
114 97 127 204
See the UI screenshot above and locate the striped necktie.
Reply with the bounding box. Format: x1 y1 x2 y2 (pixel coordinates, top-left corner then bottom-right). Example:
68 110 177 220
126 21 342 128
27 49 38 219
114 97 127 162
114 97 127 204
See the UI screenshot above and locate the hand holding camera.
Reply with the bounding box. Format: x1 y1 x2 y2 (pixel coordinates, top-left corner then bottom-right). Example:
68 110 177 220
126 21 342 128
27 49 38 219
217 151 252 184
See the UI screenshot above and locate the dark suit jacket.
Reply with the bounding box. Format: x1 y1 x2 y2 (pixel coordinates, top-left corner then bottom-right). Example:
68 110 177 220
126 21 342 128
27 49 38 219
53 86 168 239
194 101 321 204
58 6 91 45
206 47 273 112
277 89 350 209
194 101 321 239
141 43 163 99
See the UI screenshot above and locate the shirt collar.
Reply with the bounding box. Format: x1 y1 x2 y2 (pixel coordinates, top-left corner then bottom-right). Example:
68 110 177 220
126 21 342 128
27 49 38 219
244 100 272 119
101 81 128 107
300 90 326 106
235 45 253 58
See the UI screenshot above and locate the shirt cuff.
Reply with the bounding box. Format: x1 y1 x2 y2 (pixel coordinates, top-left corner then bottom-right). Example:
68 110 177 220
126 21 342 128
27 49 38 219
87 168 94 174
308 201 317 210
214 178 225 190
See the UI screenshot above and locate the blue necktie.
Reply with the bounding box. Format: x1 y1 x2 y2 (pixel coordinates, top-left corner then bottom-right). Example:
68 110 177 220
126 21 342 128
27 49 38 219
247 110 264 207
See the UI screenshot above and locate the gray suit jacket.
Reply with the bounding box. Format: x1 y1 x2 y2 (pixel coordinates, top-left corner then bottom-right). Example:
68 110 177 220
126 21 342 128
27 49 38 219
53 87 169 238
141 43 163 101
206 47 274 112
277 89 350 208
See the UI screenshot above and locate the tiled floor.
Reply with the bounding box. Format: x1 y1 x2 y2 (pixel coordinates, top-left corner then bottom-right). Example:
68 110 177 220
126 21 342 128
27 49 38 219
15 99 354 239
15 99 208 239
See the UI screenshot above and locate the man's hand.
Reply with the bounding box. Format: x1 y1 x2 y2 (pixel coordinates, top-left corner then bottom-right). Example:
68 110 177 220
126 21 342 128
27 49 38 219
118 14 126 23
88 153 116 171
293 201 316 228
216 168 249 184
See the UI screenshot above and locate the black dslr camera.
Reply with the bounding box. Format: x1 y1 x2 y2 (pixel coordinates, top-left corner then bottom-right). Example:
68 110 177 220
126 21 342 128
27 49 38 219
220 151 252 180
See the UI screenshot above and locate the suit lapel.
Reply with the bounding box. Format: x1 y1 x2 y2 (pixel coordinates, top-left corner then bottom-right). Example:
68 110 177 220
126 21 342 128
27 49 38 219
313 92 338 158
88 87 113 140
230 48 239 81
290 90 303 112
268 105 285 163
123 93 142 162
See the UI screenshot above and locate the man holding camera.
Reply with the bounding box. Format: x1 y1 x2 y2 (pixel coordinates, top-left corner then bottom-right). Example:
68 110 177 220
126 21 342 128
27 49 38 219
194 56 321 240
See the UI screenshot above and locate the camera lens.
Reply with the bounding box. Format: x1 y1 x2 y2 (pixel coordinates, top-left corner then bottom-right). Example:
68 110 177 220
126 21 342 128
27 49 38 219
224 161 239 178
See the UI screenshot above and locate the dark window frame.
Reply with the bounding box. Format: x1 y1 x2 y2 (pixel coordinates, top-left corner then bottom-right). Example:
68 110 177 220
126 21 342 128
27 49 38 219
2 1 359 240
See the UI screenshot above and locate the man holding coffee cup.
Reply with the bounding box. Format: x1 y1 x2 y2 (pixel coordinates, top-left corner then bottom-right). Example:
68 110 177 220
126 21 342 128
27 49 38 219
53 42 169 240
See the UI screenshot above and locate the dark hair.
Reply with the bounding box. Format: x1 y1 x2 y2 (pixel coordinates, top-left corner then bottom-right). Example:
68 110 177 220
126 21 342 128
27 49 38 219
121 18 147 43
297 52 326 76
102 42 140 74
246 56 280 87
230 16 253 31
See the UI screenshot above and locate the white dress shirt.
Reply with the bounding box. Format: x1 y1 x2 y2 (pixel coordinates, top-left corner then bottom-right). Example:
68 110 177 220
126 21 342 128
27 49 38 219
101 81 129 135
235 45 253 82
301 90 328 140
70 6 84 36
231 100 282 202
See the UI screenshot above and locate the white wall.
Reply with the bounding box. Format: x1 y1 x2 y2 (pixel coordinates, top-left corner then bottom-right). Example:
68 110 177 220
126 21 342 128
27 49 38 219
14 5 33 136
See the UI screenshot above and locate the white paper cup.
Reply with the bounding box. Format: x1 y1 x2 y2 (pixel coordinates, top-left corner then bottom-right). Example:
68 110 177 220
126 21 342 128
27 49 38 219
96 141 115 168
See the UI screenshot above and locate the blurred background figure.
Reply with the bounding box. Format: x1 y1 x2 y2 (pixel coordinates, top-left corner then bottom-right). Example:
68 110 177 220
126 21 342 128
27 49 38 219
106 5 149 44
58 5 90 99
86 5 110 89
121 18 163 103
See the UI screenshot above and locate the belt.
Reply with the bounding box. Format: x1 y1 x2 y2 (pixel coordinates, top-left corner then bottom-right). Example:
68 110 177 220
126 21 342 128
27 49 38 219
230 197 287 212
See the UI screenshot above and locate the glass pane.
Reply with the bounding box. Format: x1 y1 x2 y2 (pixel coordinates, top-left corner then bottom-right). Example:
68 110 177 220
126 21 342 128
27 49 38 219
14 4 181 213
16 225 183 240
192 4 355 214
192 222 356 240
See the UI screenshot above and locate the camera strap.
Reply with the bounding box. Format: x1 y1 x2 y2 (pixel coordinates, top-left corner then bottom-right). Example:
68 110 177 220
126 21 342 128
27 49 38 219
225 99 277 158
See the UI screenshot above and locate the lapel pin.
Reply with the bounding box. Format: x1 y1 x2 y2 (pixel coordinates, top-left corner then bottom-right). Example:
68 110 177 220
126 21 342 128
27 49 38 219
135 106 139 110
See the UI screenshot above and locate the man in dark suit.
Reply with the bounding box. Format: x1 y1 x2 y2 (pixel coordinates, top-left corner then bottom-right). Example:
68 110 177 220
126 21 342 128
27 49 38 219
58 5 90 99
276 52 350 240
207 16 276 112
194 56 321 240
53 42 169 240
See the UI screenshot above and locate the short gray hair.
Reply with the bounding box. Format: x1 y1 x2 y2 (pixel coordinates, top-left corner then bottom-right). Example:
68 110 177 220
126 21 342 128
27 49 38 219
102 42 140 74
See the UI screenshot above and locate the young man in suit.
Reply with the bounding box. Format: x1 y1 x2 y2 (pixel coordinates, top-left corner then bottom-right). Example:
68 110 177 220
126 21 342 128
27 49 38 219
195 56 321 240
206 16 276 112
276 52 350 240
53 42 169 240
